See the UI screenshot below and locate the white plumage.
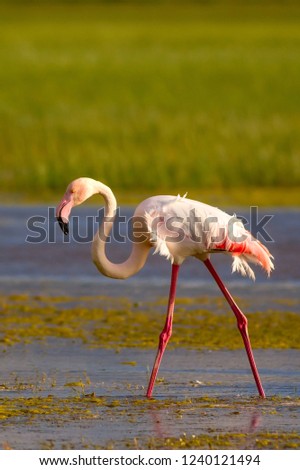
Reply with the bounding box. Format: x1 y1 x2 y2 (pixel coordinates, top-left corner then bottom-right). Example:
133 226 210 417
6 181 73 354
142 194 274 280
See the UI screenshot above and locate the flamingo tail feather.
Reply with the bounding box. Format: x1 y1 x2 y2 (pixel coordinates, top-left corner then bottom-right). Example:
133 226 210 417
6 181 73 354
230 237 274 281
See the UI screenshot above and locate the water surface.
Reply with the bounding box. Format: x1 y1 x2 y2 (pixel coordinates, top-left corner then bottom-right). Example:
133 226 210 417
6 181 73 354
0 206 299 449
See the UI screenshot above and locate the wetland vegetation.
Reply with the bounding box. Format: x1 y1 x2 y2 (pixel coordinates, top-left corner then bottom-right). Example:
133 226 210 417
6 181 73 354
1 294 299 350
0 1 300 204
0 293 299 449
0 392 299 449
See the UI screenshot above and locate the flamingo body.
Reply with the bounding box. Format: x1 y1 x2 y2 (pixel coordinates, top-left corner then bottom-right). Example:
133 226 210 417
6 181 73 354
56 177 274 398
140 194 273 280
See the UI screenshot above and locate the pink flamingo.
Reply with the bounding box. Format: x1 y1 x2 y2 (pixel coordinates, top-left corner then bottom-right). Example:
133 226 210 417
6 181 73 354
56 177 274 398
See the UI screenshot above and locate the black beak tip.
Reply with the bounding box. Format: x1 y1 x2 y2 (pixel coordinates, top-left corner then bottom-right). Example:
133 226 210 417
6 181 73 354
57 216 69 235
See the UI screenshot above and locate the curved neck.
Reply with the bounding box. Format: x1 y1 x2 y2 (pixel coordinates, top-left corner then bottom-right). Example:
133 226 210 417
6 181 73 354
91 182 150 279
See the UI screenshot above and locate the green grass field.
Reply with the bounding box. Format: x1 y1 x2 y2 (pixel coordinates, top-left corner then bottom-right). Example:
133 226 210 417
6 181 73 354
0 1 300 204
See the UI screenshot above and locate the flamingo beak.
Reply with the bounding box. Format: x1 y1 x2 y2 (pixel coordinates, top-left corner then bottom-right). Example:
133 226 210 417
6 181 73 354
56 199 73 235
57 211 69 235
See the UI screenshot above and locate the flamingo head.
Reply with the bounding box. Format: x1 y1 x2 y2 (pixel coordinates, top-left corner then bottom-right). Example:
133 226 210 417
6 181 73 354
56 177 98 235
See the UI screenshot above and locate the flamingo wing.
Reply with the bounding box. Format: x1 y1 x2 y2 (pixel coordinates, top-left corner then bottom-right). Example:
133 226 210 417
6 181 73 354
142 195 274 280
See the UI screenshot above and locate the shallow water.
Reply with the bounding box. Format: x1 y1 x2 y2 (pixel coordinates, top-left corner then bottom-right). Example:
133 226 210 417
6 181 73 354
0 341 299 449
0 205 299 449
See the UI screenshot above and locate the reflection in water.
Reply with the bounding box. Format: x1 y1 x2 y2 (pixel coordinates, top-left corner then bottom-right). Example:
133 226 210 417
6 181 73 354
142 400 263 446
145 402 263 448
249 412 262 433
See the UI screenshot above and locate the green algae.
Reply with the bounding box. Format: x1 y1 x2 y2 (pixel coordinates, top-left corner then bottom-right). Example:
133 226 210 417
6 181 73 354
0 294 299 350
0 394 298 420
0 395 107 421
1 294 300 350
0 394 299 449
133 431 300 450
64 381 87 388
38 431 300 450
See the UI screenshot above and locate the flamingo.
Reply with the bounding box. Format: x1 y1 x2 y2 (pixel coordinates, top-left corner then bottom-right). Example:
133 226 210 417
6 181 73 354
56 177 274 398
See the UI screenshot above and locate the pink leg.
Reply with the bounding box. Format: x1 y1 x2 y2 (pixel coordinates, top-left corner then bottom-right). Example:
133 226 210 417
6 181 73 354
204 259 266 398
146 264 180 398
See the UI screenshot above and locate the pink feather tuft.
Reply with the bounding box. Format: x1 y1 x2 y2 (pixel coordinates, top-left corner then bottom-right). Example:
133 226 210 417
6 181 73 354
214 231 274 280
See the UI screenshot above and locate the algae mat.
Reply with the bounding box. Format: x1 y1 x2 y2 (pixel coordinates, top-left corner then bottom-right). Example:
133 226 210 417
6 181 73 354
1 294 300 349
0 294 299 449
0 342 299 449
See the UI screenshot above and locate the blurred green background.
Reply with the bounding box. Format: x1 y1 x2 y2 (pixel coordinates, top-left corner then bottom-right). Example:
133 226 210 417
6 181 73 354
0 0 299 204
